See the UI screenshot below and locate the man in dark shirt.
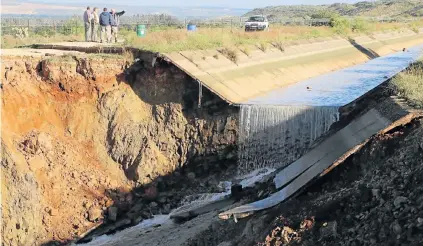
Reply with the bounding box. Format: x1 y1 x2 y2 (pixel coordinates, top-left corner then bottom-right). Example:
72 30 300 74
83 6 92 41
99 8 112 43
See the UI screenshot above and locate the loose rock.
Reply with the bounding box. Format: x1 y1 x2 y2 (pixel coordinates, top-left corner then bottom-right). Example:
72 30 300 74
394 196 408 207
88 207 102 222
320 221 337 239
187 172 196 180
108 207 118 222
392 221 402 235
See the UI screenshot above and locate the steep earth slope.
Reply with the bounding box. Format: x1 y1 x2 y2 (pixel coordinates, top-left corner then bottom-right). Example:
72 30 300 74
1 54 237 245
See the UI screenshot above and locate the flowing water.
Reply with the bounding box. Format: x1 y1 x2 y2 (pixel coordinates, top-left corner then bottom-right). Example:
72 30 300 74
238 105 339 174
79 168 275 246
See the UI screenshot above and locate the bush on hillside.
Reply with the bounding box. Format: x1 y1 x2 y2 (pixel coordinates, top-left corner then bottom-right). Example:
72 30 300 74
351 17 370 33
311 10 338 19
330 16 351 34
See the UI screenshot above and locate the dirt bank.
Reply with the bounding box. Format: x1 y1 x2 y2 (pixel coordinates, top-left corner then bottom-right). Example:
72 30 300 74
1 53 237 245
260 117 423 246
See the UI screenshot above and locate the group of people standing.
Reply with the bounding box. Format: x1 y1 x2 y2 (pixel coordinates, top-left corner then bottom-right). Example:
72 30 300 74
83 7 125 43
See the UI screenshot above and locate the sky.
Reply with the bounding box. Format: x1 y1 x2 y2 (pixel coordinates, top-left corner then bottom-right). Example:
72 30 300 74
3 0 361 9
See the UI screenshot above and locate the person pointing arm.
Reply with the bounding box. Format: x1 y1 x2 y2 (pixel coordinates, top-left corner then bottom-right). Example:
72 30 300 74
110 9 125 43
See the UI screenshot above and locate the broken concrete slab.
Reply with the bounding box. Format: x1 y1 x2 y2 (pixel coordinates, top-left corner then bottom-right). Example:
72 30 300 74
219 97 423 220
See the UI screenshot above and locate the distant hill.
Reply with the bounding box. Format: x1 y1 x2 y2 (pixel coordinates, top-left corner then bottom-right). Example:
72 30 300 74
244 0 423 19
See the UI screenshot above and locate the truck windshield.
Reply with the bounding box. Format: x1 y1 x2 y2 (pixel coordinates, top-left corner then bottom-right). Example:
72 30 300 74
248 16 265 22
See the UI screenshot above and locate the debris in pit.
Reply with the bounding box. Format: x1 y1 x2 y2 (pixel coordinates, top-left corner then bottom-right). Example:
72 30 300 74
265 226 301 245
107 207 118 222
299 217 315 230
187 172 196 180
319 221 337 239
88 207 103 222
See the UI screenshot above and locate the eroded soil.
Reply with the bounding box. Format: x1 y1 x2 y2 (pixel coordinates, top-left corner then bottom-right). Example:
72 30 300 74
1 54 237 245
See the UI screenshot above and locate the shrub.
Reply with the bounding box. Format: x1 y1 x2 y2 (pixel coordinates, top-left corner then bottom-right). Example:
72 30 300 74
34 27 56 37
240 47 251 56
311 10 338 19
257 41 268 52
330 16 351 35
59 18 84 36
272 40 285 52
351 18 370 33
10 27 29 39
220 47 238 63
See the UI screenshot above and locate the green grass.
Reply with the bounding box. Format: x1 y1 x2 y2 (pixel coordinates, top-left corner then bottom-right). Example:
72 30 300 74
391 60 423 109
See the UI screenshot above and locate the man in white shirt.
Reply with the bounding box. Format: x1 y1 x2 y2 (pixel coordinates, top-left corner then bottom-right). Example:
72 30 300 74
91 7 100 42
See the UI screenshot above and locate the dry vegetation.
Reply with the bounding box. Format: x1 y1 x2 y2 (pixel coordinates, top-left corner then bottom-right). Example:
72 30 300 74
121 21 423 52
1 20 422 53
219 47 238 63
391 60 423 108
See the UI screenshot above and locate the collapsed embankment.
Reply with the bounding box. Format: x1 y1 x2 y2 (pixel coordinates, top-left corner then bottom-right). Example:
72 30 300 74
1 54 238 245
2 29 422 245
72 72 423 246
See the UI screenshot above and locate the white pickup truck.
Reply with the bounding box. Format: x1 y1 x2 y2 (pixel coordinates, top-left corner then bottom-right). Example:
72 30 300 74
244 15 269 31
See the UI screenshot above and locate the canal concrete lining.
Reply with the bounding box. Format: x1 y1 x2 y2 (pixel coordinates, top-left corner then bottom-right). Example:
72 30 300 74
165 29 423 104
244 44 423 106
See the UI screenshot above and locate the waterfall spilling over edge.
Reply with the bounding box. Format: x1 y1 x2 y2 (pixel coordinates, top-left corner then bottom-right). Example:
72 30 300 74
238 105 340 174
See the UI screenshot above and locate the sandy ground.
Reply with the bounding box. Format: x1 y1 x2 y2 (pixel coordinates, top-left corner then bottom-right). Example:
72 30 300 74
1 48 84 57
